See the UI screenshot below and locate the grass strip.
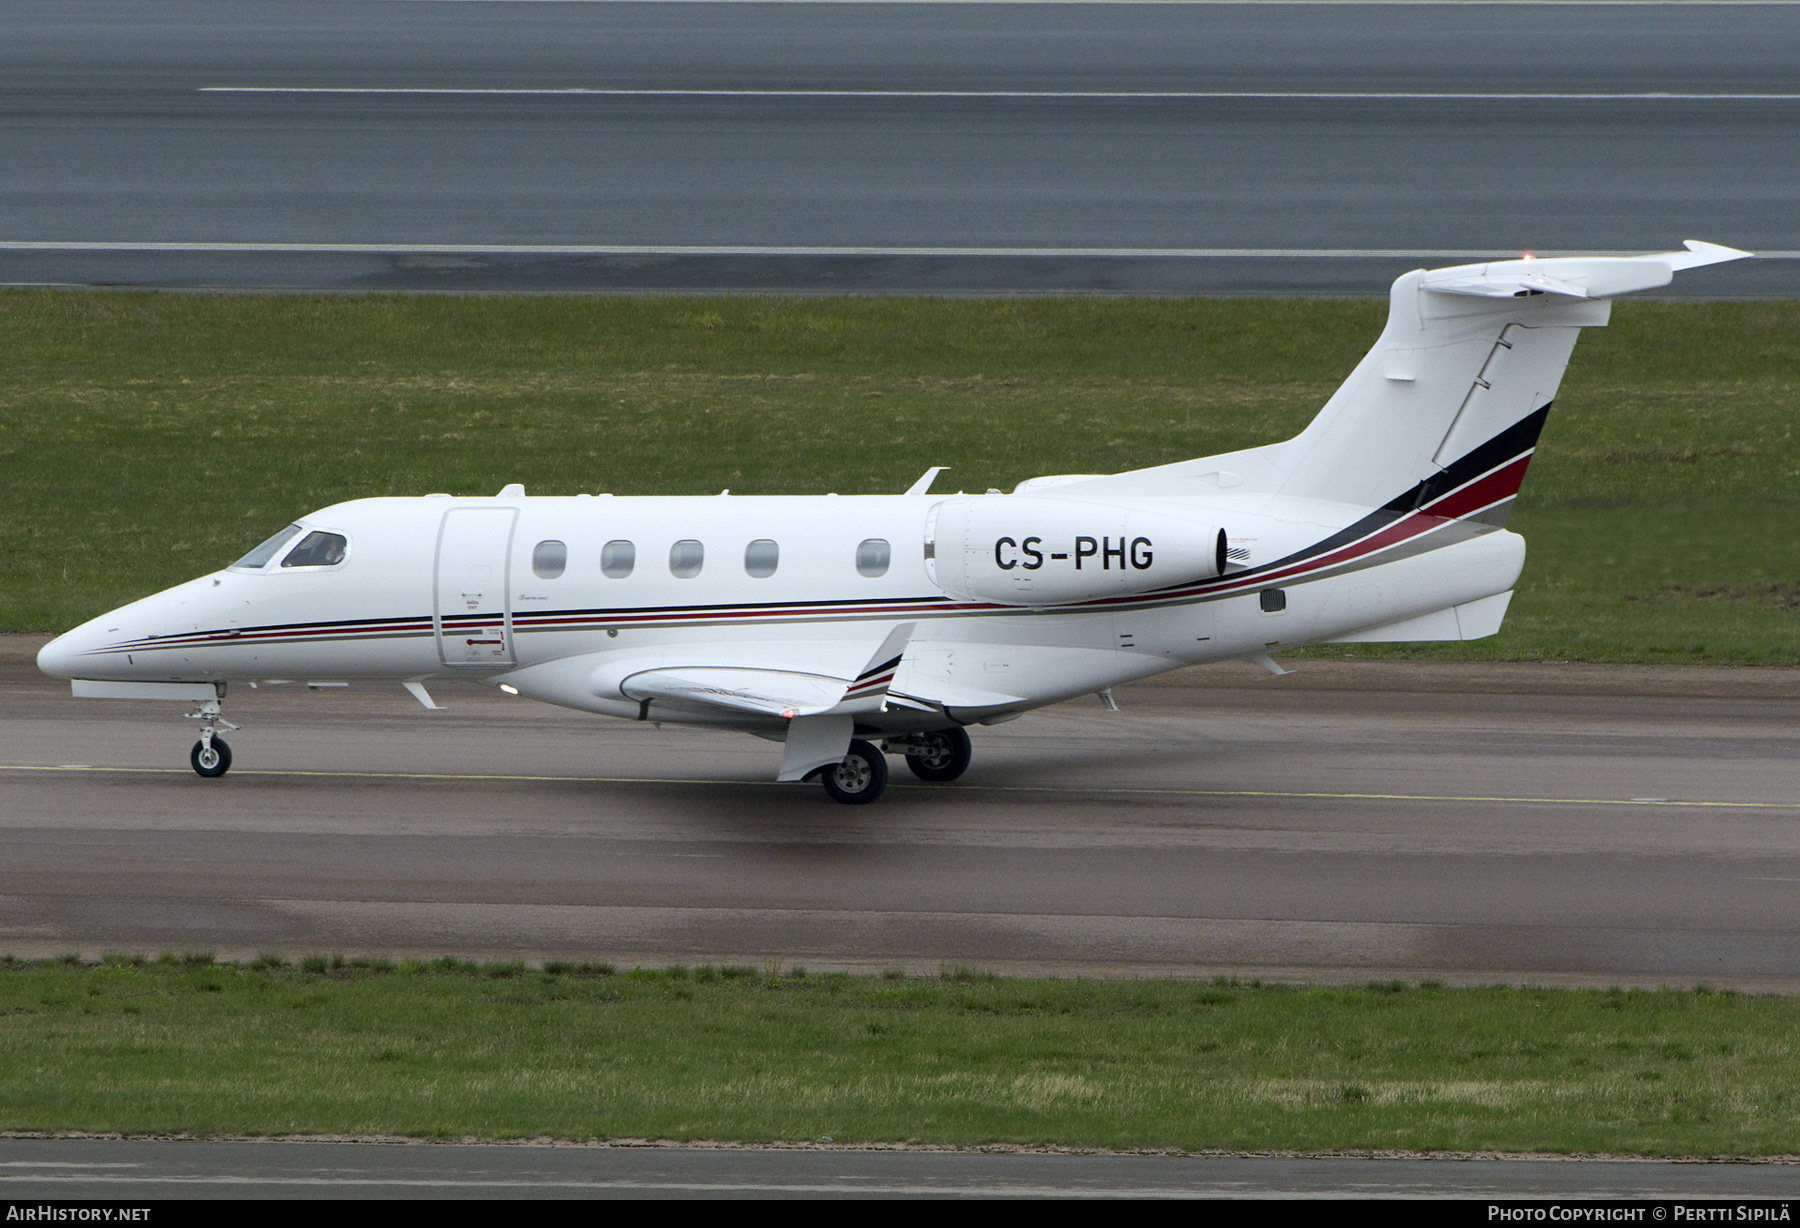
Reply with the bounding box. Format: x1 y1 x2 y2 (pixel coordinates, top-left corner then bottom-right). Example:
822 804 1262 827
0 291 1794 661
3 956 1798 1154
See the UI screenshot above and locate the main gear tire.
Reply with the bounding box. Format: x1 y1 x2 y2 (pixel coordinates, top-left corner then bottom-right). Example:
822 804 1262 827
821 739 888 805
903 727 971 783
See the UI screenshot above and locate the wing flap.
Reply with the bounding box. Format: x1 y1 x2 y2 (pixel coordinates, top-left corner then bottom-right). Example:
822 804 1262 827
886 681 1029 716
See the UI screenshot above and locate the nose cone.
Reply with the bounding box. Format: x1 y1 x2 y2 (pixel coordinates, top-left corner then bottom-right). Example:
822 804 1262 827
37 627 92 679
37 600 154 681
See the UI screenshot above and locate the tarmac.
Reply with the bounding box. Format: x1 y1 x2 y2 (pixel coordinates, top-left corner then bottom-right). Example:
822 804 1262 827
4 634 1796 989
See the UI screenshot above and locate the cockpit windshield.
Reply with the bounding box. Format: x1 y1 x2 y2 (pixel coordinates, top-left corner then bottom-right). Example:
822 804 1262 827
231 524 303 569
281 531 348 568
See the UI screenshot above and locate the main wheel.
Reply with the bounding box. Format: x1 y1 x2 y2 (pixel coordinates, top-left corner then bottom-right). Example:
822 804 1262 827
820 739 888 805
904 727 971 783
190 737 232 778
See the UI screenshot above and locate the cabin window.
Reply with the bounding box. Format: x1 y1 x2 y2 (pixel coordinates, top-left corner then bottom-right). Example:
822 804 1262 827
280 531 347 568
669 539 704 579
601 540 635 578
232 524 302 569
1259 588 1287 613
856 538 891 578
744 539 779 578
531 540 567 579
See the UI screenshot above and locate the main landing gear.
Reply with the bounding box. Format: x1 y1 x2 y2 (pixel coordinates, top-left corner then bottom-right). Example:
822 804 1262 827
898 727 972 784
814 727 974 805
185 689 239 779
820 739 888 805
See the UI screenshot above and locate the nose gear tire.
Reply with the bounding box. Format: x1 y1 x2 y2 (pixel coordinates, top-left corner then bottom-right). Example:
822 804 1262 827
190 737 232 778
903 727 971 783
821 739 888 804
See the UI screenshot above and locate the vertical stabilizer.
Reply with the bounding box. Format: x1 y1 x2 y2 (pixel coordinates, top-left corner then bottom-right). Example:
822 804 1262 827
1272 274 1603 513
1273 243 1751 511
1057 242 1748 510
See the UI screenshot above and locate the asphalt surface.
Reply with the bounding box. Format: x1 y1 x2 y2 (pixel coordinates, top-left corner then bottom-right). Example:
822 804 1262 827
2 1 1797 294
2 1138 1799 1199
4 636 1798 988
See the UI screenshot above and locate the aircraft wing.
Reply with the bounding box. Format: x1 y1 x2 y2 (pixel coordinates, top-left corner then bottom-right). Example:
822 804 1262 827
622 666 851 718
615 623 914 719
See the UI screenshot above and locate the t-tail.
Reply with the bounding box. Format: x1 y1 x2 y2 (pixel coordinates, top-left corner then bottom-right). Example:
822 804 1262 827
1069 240 1751 514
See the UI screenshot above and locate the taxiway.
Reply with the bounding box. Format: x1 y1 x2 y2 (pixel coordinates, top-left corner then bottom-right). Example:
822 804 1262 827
4 637 1796 988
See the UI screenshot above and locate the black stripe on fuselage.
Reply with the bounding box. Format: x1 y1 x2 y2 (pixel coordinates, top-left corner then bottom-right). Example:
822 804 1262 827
1156 402 1553 595
106 407 1553 655
499 593 957 625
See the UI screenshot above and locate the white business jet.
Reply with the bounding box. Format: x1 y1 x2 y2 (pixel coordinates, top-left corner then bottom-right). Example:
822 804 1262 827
37 242 1747 803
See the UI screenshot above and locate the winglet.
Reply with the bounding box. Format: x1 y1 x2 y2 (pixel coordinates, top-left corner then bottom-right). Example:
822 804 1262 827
906 466 949 496
836 623 914 713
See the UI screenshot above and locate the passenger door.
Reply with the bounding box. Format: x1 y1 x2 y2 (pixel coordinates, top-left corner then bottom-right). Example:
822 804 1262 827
435 507 517 667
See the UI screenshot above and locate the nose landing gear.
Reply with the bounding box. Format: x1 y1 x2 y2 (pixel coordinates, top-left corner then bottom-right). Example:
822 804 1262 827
190 734 232 778
185 690 239 779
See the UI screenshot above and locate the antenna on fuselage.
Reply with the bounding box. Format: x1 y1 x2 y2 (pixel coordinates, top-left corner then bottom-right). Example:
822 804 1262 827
906 466 948 496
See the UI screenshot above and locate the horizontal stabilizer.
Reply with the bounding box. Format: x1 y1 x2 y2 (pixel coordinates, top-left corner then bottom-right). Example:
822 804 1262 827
1666 239 1755 270
1422 241 1751 301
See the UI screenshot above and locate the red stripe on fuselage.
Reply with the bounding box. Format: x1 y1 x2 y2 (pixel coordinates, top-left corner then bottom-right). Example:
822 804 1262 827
92 444 1537 657
1420 453 1533 520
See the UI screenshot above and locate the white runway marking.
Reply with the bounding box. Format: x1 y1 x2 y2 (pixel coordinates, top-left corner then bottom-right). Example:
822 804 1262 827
202 87 1800 101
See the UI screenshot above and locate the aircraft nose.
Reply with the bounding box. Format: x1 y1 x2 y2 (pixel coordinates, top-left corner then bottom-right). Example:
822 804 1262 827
36 617 127 679
36 630 83 679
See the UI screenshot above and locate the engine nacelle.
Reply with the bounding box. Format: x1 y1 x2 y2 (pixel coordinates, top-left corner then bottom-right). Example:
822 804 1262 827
927 494 1226 606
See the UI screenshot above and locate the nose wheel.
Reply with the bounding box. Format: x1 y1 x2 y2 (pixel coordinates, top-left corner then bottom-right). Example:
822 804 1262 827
184 690 239 779
190 735 233 778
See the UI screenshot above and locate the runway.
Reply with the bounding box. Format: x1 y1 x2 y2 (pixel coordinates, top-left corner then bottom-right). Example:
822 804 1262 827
4 636 1797 988
3 1 1798 294
3 1138 1798 1200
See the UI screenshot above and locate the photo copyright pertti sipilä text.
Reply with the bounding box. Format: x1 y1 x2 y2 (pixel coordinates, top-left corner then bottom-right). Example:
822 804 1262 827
1490 1209 1791 1223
